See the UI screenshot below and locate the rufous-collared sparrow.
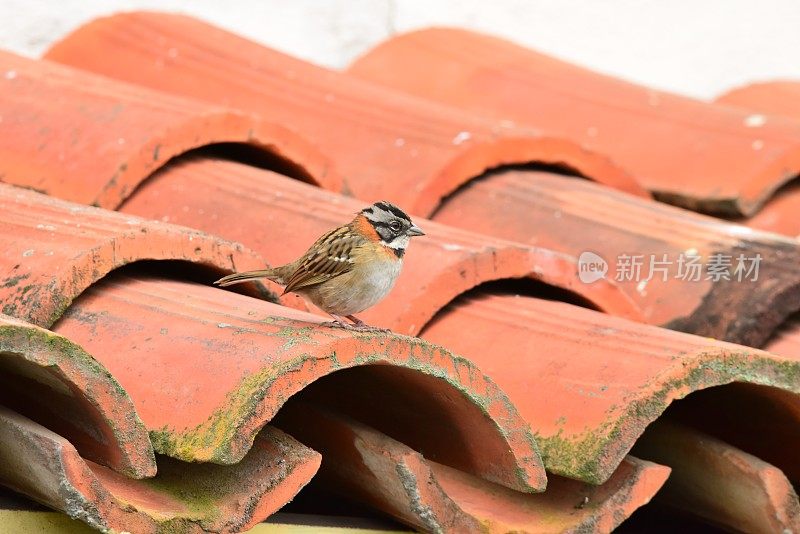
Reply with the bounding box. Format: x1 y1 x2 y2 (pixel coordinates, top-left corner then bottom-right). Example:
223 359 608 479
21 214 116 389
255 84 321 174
215 201 425 330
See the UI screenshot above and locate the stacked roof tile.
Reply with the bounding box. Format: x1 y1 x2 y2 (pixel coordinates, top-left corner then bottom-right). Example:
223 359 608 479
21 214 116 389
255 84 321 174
346 27 800 222
0 10 798 533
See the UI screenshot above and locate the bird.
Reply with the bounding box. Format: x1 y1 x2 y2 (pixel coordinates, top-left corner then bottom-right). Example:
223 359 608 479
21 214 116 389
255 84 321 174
214 201 425 330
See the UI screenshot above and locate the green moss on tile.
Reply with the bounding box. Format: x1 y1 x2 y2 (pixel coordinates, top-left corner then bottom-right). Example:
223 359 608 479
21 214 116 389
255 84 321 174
1 273 30 288
538 348 800 483
149 353 323 463
149 329 544 491
0 322 154 477
140 477 221 523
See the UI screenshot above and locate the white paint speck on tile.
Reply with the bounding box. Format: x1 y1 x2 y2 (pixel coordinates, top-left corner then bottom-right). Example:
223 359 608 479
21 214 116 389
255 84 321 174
744 114 767 128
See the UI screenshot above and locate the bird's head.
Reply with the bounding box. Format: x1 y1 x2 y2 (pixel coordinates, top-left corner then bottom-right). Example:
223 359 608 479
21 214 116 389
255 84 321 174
359 201 425 256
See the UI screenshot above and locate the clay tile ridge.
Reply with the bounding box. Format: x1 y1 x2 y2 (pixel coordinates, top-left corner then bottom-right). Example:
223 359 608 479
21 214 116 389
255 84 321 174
0 313 154 479
735 181 800 237
0 183 273 327
714 81 800 237
43 11 647 217
716 80 800 120
0 49 340 209
635 420 800 532
0 184 545 491
0 405 321 533
430 168 800 348
276 400 670 533
766 314 800 359
121 158 643 332
54 274 547 493
421 291 800 484
347 27 800 218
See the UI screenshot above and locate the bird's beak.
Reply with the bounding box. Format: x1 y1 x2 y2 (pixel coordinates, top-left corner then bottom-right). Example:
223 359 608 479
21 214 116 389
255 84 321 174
407 224 425 236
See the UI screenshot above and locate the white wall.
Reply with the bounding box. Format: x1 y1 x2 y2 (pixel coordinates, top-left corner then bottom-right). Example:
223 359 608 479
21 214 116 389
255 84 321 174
1 0 798 99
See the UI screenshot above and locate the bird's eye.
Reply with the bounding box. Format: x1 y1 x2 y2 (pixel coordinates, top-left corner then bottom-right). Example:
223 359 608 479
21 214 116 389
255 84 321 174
389 221 402 232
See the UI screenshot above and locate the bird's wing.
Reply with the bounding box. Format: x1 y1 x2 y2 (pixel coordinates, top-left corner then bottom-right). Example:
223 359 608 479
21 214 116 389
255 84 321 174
282 225 363 294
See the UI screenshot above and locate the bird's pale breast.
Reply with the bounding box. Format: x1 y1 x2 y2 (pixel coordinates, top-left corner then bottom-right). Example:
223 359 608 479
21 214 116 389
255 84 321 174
303 256 402 316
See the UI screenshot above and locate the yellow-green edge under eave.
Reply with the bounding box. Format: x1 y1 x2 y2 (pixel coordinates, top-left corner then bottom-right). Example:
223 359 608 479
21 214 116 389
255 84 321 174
0 510 411 534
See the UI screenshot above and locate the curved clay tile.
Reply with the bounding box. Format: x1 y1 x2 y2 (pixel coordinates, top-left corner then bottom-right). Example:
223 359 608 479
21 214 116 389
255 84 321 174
276 401 670 533
634 421 800 532
0 184 274 327
43 11 646 216
766 314 800 359
420 291 800 485
0 406 321 533
52 274 547 493
431 170 800 347
0 50 339 208
119 158 642 331
0 314 154 479
662 383 800 490
715 82 800 237
741 185 800 238
716 81 800 119
347 28 800 218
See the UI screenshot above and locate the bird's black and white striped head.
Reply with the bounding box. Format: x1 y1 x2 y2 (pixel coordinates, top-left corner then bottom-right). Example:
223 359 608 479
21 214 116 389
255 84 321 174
360 201 425 257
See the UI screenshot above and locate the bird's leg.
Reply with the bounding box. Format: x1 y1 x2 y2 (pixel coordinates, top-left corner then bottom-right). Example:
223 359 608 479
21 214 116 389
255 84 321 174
320 314 386 332
322 313 353 329
346 315 367 327
346 315 388 332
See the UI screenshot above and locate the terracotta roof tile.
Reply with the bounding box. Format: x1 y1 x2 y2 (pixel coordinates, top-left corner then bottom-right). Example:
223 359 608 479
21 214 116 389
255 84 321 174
0 50 338 208
0 313 153 478
716 81 800 119
0 183 272 327
766 314 800 358
43 11 646 216
277 401 670 533
0 406 321 533
660 383 800 485
52 274 546 492
0 10 797 531
121 158 642 331
714 81 800 237
431 169 800 347
33 15 800 340
0 188 570 527
739 186 800 238
347 28 800 218
633 420 800 532
0 181 554 524
420 291 800 484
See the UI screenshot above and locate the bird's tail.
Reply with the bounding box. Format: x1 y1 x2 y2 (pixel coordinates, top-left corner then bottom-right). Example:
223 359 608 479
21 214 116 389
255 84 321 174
214 268 282 287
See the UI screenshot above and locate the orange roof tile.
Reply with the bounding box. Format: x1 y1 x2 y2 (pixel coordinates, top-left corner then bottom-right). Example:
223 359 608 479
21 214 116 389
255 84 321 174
44 12 646 216
633 420 800 532
0 10 796 532
0 313 153 478
277 401 670 533
715 81 800 237
740 186 800 238
766 314 800 358
0 406 321 533
717 81 800 119
53 274 546 491
347 28 800 218
430 169 800 347
0 50 338 208
421 291 800 483
121 158 642 331
0 183 271 327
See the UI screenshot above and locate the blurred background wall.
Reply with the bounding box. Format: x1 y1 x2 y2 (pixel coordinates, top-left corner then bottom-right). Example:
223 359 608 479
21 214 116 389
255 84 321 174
1 0 797 99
